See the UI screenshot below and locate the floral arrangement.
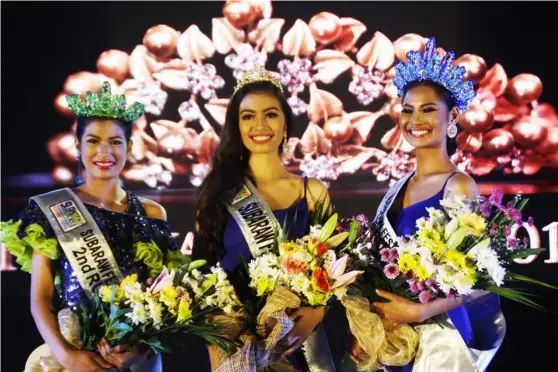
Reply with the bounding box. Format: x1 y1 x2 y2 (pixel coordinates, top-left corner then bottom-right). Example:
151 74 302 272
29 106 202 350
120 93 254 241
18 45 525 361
46 0 558 188
246 213 363 306
78 260 242 354
373 189 555 308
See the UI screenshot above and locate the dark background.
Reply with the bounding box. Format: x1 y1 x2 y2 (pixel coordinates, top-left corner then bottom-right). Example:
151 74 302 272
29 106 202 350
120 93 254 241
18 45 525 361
2 1 557 371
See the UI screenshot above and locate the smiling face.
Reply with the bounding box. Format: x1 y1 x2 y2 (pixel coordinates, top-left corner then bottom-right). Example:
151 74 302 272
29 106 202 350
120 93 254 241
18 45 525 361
238 91 286 155
399 84 459 149
77 119 132 180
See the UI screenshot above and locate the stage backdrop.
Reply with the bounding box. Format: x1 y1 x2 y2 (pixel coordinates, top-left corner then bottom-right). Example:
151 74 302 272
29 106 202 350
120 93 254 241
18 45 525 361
2 1 557 371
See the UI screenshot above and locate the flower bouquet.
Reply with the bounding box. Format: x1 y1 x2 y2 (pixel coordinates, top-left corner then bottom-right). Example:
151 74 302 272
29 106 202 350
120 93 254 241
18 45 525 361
74 258 243 355
375 189 555 307
340 190 556 371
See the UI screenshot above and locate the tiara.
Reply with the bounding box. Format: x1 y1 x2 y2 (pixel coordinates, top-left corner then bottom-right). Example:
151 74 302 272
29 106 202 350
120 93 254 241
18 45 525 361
66 81 145 122
393 37 476 113
233 66 283 95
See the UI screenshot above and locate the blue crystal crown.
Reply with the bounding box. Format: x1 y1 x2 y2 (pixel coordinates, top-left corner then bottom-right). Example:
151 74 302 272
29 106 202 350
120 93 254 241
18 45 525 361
393 37 476 112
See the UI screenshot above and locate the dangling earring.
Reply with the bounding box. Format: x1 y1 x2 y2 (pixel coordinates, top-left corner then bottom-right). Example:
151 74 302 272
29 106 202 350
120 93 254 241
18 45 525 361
76 154 83 185
282 132 288 158
447 123 458 138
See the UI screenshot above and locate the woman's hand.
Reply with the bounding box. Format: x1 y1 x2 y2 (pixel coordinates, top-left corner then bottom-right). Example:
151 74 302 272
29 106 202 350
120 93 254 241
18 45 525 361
346 333 367 365
96 338 150 370
372 290 425 325
280 306 326 358
59 348 113 372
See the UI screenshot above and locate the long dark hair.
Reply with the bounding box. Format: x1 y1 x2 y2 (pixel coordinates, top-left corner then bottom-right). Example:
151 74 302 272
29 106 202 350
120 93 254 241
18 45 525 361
193 81 294 264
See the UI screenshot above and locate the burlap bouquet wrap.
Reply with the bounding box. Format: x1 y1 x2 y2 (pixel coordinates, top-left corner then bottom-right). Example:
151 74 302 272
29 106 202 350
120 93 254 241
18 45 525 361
341 294 419 371
25 309 83 372
214 286 307 372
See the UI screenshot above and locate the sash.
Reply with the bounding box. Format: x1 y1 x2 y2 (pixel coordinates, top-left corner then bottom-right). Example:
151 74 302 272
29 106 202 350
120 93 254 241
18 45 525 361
225 178 282 257
374 172 504 372
31 188 123 299
226 179 335 371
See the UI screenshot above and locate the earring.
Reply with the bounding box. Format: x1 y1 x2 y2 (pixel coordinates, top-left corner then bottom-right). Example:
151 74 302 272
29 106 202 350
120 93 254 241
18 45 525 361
282 132 288 157
76 154 83 185
447 123 458 138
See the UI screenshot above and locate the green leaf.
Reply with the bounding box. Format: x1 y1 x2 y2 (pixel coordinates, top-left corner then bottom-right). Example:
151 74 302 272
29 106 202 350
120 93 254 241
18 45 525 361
188 259 207 272
507 272 558 289
173 263 191 286
319 213 338 243
516 198 529 212
111 322 133 332
348 219 360 245
326 232 349 249
507 248 546 260
200 273 218 294
484 284 548 312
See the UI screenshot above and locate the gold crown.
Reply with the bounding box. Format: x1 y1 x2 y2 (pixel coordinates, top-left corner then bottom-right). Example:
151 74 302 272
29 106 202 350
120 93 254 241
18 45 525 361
233 66 283 95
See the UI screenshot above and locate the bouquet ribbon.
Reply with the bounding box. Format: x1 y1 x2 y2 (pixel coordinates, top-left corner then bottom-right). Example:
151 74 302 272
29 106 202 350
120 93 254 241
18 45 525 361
214 285 326 372
341 294 419 371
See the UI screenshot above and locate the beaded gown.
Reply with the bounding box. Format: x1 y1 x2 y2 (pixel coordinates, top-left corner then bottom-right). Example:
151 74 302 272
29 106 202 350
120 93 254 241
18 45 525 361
2 191 183 372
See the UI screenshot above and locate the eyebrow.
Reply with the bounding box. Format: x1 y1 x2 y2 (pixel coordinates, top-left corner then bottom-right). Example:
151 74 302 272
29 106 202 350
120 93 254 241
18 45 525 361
85 134 124 140
402 102 438 108
240 107 279 114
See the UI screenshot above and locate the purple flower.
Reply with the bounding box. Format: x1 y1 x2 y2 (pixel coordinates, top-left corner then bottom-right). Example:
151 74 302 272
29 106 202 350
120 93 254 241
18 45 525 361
508 238 518 250
490 228 498 236
409 281 419 294
523 236 530 246
417 281 426 291
528 217 535 227
479 204 492 217
489 189 503 206
425 279 437 289
380 248 391 262
384 263 400 280
506 201 515 209
504 226 512 237
389 248 399 261
507 208 522 225
419 291 431 304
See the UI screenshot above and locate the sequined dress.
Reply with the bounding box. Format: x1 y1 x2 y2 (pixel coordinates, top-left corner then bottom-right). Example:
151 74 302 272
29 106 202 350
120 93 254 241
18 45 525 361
1 191 183 372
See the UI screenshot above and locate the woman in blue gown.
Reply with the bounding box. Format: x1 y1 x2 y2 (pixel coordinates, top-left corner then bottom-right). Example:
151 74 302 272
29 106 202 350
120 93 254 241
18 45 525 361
348 38 506 371
192 67 335 371
2 83 185 372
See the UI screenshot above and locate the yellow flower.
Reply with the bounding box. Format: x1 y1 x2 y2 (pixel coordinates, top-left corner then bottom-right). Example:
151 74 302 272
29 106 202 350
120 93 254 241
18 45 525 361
100 285 125 305
444 250 468 270
458 212 487 236
398 255 417 273
177 297 192 323
279 242 302 256
160 286 178 314
413 264 430 281
417 228 445 254
120 274 138 287
255 277 275 296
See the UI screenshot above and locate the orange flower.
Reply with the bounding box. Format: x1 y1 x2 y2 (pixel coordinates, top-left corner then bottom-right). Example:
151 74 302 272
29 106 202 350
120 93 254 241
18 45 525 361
314 242 328 257
281 258 309 274
312 268 331 293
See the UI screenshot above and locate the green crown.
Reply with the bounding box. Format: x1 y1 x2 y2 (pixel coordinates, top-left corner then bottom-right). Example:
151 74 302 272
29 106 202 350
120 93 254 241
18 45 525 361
66 81 145 122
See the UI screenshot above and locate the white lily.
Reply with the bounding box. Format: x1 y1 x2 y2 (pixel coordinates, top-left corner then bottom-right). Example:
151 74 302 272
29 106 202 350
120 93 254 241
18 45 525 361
326 255 363 290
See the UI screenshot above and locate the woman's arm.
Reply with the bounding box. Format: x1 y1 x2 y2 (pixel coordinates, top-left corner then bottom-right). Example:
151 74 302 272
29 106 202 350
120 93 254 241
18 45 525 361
30 252 112 371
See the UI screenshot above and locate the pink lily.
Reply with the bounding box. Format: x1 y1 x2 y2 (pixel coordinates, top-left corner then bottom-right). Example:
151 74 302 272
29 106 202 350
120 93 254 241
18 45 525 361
149 267 175 295
326 255 363 290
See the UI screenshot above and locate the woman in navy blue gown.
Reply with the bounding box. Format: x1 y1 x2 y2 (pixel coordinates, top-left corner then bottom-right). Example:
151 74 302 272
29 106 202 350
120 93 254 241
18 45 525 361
192 67 335 371
348 38 506 371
